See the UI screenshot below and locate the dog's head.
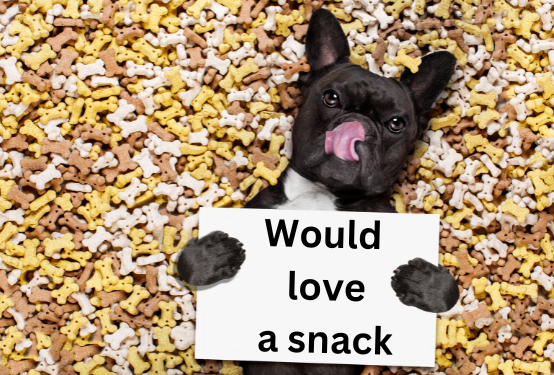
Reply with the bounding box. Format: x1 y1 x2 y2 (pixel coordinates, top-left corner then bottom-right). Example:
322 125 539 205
290 9 456 198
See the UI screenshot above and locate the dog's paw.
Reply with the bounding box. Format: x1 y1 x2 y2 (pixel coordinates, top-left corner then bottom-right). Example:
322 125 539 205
176 231 246 286
391 257 459 313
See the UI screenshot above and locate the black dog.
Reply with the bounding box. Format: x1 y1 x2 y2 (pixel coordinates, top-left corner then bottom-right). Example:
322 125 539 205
177 8 459 375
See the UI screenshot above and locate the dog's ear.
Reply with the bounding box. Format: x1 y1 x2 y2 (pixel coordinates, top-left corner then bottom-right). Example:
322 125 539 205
297 8 351 88
400 51 456 114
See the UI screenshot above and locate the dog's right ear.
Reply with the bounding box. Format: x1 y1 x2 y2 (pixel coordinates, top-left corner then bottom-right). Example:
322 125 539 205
297 8 351 89
400 51 457 114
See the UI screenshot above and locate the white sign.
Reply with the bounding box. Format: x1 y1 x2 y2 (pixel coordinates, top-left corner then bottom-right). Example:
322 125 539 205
196 208 439 367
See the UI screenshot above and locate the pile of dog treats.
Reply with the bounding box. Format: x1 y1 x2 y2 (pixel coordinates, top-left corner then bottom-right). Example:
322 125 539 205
0 0 553 371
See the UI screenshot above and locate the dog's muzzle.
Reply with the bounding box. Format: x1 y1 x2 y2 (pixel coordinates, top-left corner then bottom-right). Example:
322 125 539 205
324 121 365 161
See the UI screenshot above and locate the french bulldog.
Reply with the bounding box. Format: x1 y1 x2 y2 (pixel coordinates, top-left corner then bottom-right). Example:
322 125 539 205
177 8 459 375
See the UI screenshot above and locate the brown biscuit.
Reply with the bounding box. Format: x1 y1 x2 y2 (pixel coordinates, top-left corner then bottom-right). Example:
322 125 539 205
54 49 79 76
53 18 84 26
78 124 113 144
1 133 28 151
148 122 175 142
99 0 118 28
113 24 145 44
98 48 125 77
46 27 78 52
21 70 52 91
6 185 35 210
39 204 64 231
110 305 152 329
68 150 94 175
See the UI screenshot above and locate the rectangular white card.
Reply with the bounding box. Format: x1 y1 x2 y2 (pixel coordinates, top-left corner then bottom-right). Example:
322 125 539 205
195 207 439 366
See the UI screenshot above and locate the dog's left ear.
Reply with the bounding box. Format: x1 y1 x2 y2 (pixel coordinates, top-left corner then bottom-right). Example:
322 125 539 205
298 8 351 89
400 51 457 115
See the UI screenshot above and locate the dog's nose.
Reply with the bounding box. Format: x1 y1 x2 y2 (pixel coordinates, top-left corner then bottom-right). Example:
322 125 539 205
324 121 365 161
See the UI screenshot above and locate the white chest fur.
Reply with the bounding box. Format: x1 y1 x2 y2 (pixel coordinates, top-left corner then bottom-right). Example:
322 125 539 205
276 170 337 211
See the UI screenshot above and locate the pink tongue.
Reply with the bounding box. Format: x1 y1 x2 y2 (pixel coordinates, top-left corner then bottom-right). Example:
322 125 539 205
325 121 365 161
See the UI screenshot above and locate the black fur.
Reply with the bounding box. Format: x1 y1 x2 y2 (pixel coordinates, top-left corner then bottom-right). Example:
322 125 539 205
177 8 460 375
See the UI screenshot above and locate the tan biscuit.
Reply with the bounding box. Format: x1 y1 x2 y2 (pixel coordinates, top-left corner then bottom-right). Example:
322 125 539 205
240 79 269 92
529 296 554 320
41 139 73 159
58 212 89 232
24 316 57 334
471 342 502 366
474 6 491 26
113 24 145 44
251 0 270 18
148 122 175 142
145 265 159 294
204 67 217 84
36 61 54 77
244 67 270 85
21 70 52 91
98 290 128 307
78 124 113 144
39 204 64 231
102 252 121 277
99 0 118 28
21 156 48 173
68 150 94 175
276 82 297 109
6 185 35 210
73 345 102 362
0 271 18 298
54 49 79 76
121 90 146 115
238 0 255 24
203 360 220 374
75 262 95 291
514 230 542 248
452 248 474 276
53 18 84 26
378 19 402 38
59 350 74 372
492 30 516 60
7 359 35 375
37 303 65 326
372 38 387 67
292 24 309 40
447 29 469 53
160 209 184 230
137 291 169 317
184 28 208 49
210 73 224 91
49 331 68 362
509 336 534 359
461 302 491 329
154 153 179 182
1 133 28 152
121 76 138 86
111 144 138 173
414 18 443 30
110 305 153 329
46 27 78 52
28 286 54 303
251 27 275 54
98 48 125 77
186 46 206 69
304 0 324 20
251 147 278 170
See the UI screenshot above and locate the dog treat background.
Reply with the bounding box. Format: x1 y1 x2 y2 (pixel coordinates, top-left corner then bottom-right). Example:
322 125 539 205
0 0 553 372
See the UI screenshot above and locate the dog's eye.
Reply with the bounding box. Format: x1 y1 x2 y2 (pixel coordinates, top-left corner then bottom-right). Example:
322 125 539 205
322 90 340 108
387 117 406 133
